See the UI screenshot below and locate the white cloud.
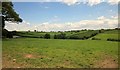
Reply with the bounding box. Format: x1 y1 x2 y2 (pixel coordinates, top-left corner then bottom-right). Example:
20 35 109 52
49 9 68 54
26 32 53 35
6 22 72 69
111 16 118 19
5 21 31 31
87 0 101 6
62 0 78 6
108 0 119 5
7 0 119 6
60 0 119 6
5 16 118 31
97 16 106 20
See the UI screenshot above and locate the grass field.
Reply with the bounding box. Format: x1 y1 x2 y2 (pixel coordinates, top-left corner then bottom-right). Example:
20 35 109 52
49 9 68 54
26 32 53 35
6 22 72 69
92 30 119 40
2 38 118 68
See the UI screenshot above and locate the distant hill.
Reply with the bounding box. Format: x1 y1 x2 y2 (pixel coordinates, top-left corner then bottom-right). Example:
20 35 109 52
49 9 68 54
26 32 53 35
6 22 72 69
91 29 119 41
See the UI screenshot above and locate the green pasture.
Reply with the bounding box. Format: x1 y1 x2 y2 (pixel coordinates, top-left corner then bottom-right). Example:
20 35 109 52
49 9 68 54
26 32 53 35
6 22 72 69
93 30 119 40
2 38 118 68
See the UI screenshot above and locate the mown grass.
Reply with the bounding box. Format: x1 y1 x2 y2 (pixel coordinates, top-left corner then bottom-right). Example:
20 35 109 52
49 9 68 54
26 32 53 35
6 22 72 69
2 38 118 68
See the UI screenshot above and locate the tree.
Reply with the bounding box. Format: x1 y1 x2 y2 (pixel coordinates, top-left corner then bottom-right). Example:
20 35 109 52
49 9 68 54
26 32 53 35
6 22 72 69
2 2 22 26
44 33 50 39
1 2 22 38
54 33 66 39
58 33 66 39
34 30 37 32
54 34 57 39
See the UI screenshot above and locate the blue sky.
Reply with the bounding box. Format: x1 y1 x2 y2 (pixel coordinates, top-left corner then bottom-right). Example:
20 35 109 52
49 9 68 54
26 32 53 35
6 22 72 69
13 2 118 24
5 1 118 31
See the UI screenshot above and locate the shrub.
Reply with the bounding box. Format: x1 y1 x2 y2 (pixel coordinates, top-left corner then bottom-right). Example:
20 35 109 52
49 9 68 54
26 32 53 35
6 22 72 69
54 33 66 39
11 31 17 35
2 29 13 38
54 34 57 39
107 38 120 42
92 38 101 40
44 33 50 39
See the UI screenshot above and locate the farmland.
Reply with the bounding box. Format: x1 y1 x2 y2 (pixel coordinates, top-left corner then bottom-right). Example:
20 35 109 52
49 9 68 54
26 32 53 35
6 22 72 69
92 30 119 40
2 29 119 68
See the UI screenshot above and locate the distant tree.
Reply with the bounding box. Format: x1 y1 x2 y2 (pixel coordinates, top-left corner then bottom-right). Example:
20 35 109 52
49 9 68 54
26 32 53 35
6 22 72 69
28 30 30 32
44 33 50 39
69 35 80 39
58 33 66 39
54 34 57 39
99 30 102 33
53 33 66 39
34 30 37 32
59 33 66 39
115 28 120 30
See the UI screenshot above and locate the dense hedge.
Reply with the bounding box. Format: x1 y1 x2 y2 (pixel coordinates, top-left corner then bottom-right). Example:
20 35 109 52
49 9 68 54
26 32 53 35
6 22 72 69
54 30 99 40
54 33 66 39
91 38 101 40
44 33 50 39
67 30 99 40
107 38 120 42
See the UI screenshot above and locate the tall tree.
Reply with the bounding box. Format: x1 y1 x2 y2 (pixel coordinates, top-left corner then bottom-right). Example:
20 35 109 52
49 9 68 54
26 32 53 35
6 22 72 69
0 1 22 38
1 1 22 28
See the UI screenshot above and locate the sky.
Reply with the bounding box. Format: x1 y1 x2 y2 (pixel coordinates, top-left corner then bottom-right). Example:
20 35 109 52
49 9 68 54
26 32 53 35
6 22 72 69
5 0 118 31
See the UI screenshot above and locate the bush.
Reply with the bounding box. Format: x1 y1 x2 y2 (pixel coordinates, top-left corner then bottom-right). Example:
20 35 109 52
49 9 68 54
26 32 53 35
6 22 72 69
69 35 80 39
54 34 57 39
44 33 50 39
92 38 101 40
11 31 17 35
54 33 66 39
2 29 13 38
40 36 43 38
7 32 13 38
107 38 120 42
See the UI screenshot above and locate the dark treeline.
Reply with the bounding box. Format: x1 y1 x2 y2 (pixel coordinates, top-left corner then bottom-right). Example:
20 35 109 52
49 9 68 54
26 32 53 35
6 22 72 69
53 30 99 40
107 38 120 42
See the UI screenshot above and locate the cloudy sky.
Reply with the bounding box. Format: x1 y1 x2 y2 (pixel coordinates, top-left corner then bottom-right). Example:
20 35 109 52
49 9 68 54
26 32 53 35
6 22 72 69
5 0 118 31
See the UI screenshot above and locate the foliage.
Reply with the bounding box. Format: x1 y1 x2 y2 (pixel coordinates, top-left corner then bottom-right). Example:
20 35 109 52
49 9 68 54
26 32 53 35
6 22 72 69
1 2 23 38
2 2 22 23
2 29 13 38
54 33 66 39
44 33 50 39
91 38 101 40
68 30 99 40
107 38 120 42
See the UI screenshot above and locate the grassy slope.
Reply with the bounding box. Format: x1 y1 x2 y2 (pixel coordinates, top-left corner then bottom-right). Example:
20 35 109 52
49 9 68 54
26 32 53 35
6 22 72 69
2 38 118 68
92 30 119 40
